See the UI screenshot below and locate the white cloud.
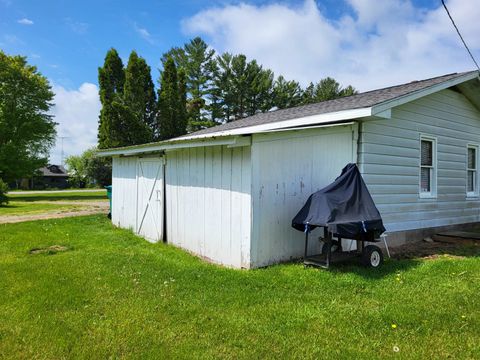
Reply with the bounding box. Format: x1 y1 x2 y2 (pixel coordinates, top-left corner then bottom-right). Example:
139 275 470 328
49 83 101 164
134 22 154 44
17 18 33 25
182 0 480 91
64 17 89 34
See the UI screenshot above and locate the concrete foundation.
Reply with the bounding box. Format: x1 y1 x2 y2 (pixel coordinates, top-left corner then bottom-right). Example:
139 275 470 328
383 222 480 248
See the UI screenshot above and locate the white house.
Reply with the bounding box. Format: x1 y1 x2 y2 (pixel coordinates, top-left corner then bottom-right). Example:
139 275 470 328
99 71 480 268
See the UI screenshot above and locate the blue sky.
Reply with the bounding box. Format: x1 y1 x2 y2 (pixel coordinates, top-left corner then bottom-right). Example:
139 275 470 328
1 0 440 89
1 0 478 163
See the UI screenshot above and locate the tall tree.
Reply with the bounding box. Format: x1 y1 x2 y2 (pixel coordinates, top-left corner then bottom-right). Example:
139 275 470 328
164 37 216 131
177 68 188 134
213 52 235 122
157 57 187 140
246 60 274 116
340 85 357 97
272 76 303 109
313 77 342 102
0 51 56 183
97 48 125 148
123 51 155 141
301 82 315 104
302 77 358 104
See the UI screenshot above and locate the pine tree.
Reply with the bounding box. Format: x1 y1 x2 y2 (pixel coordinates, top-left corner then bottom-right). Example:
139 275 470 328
157 57 186 140
177 68 188 135
272 76 303 109
301 82 315 105
340 85 357 97
214 52 234 122
246 60 274 116
163 37 216 131
123 51 155 142
97 48 125 149
314 77 342 102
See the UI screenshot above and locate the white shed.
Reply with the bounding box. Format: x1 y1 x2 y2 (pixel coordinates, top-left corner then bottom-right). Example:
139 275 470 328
99 71 480 268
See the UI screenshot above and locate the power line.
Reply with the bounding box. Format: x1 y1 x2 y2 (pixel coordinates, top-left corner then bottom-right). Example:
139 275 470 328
441 0 480 71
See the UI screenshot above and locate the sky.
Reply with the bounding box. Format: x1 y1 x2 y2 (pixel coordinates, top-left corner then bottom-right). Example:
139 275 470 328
1 0 479 165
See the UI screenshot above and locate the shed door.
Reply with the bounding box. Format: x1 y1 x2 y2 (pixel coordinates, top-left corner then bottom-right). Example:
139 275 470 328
136 159 164 242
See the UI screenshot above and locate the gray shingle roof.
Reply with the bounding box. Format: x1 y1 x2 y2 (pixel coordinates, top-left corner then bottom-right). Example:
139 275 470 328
182 71 477 138
38 164 68 177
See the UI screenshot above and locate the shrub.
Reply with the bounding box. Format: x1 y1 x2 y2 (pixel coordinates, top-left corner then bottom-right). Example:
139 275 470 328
0 179 9 205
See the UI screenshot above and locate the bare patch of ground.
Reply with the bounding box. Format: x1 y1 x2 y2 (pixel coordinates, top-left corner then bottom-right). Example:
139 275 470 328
30 245 69 255
390 239 480 260
0 201 109 224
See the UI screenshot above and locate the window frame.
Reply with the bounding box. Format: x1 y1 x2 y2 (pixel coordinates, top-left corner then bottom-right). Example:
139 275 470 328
466 144 479 198
419 135 437 199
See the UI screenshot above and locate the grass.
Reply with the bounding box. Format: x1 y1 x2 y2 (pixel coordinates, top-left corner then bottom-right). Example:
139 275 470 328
0 201 85 216
8 190 107 202
0 215 479 359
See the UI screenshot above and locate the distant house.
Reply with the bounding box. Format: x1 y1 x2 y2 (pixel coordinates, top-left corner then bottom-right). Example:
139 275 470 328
33 164 70 189
99 71 480 268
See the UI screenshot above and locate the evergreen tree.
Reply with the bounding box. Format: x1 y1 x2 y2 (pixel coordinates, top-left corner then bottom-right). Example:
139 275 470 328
340 85 357 97
123 51 155 141
301 78 358 105
97 48 125 148
163 37 216 131
230 54 249 120
246 60 274 116
272 76 303 109
301 82 315 105
157 57 186 140
177 68 188 134
214 52 235 122
314 77 342 102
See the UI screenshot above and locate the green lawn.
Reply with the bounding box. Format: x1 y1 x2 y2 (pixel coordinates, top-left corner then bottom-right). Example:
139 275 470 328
0 201 85 216
8 190 107 202
0 216 479 359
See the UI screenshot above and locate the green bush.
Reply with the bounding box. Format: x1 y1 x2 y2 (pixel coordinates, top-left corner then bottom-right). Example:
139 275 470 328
0 179 9 205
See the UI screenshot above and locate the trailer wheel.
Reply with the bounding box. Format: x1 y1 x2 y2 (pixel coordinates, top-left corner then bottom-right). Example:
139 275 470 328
362 245 383 268
322 241 342 254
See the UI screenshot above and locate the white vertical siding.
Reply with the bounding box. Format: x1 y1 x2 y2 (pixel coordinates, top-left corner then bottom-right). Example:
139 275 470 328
111 156 138 230
250 125 356 268
359 89 480 232
165 145 252 268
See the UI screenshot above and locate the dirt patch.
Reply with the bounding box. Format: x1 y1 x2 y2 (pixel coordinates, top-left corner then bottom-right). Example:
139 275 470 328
390 240 480 260
0 202 109 224
30 245 70 255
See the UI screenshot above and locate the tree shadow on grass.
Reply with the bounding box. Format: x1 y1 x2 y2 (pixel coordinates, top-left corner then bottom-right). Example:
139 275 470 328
0 204 20 209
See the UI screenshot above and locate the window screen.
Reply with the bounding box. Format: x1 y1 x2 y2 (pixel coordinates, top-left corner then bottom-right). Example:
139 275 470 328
421 168 431 193
467 147 477 194
421 140 433 166
420 138 435 196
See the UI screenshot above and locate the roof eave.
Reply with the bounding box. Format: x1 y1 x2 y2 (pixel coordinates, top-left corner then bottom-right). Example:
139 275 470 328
371 71 479 115
97 107 374 157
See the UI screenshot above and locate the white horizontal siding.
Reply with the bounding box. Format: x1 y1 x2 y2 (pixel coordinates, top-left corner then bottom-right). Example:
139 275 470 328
165 145 251 268
111 156 138 231
251 125 355 268
359 88 480 232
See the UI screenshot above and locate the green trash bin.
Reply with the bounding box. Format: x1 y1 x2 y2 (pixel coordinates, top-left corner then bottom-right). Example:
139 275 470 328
105 185 112 219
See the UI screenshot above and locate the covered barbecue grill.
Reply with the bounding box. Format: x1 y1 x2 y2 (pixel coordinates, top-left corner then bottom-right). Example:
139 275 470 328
292 163 386 268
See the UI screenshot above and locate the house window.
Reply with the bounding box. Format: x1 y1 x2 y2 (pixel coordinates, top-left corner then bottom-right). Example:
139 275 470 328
467 145 478 197
420 136 436 197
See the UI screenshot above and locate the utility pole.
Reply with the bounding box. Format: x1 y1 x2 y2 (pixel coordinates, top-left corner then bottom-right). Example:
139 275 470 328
58 136 69 166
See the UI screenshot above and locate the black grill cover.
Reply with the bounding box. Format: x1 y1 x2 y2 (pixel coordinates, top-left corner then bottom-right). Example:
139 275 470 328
292 163 385 241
